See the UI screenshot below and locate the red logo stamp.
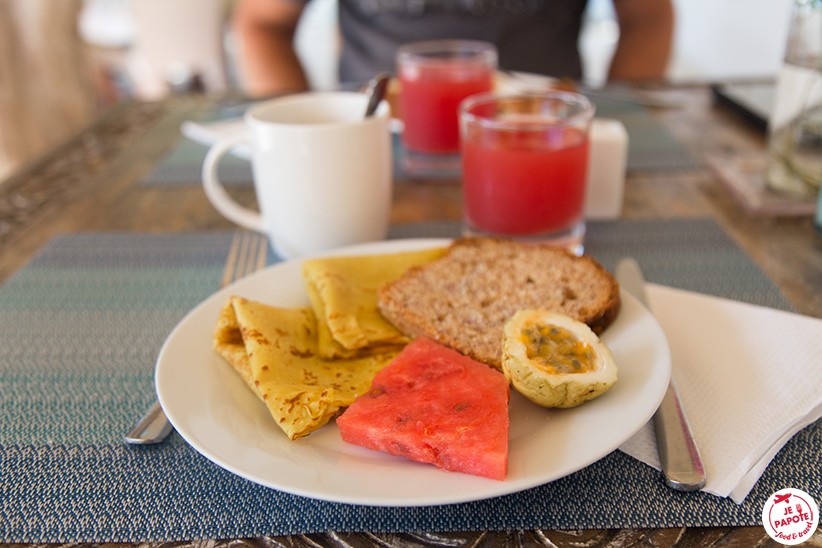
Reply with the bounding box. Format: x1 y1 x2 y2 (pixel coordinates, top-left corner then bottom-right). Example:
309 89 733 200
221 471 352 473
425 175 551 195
762 488 819 545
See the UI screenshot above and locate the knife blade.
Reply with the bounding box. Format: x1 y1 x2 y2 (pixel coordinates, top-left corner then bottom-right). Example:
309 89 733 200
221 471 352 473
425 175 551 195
615 258 706 491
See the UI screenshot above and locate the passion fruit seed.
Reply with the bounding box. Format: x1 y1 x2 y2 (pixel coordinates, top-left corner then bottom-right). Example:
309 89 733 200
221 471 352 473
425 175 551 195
519 324 596 374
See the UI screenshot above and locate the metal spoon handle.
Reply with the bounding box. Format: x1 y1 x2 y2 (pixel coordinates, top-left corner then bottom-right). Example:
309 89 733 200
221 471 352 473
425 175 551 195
364 72 390 117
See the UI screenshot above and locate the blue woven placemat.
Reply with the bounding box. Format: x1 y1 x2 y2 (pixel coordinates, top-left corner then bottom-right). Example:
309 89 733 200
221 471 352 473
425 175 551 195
142 96 698 186
1 219 818 543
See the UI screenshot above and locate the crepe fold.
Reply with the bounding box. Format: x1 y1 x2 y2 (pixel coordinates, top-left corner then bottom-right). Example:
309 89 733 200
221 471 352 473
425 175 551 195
302 248 446 358
213 296 397 440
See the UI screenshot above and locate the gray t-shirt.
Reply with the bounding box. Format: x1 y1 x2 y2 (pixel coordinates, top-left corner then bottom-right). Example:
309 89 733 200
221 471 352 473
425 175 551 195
335 0 590 83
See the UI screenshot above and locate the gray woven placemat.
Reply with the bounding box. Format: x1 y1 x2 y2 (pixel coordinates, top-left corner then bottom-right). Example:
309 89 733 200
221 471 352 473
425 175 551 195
143 138 253 186
0 219 817 543
142 96 698 186
592 96 701 172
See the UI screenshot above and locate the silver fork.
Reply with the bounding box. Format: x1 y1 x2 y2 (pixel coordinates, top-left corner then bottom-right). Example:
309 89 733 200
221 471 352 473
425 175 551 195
124 231 268 444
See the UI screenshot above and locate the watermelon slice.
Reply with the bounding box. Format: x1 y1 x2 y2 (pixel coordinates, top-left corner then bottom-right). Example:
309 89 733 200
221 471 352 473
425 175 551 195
337 338 510 480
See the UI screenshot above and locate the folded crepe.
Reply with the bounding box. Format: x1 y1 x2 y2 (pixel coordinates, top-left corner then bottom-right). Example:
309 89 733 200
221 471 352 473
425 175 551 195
213 296 397 440
302 248 446 358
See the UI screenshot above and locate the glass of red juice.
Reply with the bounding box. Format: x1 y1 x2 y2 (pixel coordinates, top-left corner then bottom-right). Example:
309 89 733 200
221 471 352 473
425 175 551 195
396 40 497 176
459 92 595 255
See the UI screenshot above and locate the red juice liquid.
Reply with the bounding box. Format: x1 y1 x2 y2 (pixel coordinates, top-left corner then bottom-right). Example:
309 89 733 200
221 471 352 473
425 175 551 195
399 60 493 154
462 126 589 235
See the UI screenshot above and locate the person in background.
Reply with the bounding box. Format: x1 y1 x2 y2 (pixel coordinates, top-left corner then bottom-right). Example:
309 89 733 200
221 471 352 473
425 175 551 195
232 0 674 97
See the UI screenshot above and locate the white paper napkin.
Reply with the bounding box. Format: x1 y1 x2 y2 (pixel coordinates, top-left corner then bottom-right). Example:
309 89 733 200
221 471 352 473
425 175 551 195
619 284 822 503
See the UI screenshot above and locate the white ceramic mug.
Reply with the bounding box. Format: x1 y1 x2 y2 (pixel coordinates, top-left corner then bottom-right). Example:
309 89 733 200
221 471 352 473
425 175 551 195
202 92 393 259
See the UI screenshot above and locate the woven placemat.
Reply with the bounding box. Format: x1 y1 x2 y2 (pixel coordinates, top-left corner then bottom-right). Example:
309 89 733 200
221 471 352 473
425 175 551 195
143 138 253 186
142 96 698 186
0 219 817 543
593 96 700 172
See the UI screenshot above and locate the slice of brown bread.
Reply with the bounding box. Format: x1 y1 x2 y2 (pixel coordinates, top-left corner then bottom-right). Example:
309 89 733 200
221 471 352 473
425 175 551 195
377 237 621 370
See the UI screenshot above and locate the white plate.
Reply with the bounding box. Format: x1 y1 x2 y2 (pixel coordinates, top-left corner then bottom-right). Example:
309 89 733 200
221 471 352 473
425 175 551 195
155 238 671 507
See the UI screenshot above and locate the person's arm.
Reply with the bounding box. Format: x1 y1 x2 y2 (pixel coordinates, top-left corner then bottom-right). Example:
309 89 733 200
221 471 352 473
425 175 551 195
232 0 309 96
607 0 674 81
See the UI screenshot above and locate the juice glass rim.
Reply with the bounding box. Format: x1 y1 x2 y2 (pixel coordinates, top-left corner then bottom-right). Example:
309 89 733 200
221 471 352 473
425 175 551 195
396 40 498 67
459 91 595 131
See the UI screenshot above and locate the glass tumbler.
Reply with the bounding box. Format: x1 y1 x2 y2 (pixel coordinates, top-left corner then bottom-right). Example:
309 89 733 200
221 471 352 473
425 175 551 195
396 40 497 175
459 91 595 255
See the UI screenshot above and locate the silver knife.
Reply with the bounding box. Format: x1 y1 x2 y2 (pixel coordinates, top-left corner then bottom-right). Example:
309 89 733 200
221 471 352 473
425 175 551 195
615 258 707 491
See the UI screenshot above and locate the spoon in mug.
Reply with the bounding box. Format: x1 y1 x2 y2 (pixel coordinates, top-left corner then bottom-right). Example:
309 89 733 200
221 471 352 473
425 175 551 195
364 72 391 118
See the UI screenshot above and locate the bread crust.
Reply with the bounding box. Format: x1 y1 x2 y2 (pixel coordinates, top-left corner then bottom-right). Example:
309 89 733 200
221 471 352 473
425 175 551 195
377 238 621 369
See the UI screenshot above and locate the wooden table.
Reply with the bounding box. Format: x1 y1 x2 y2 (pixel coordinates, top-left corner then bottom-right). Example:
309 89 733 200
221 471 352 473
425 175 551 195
1 85 821 547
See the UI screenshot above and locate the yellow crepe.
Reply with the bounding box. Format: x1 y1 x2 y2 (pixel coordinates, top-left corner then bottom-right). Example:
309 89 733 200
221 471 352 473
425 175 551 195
302 248 446 357
212 296 397 440
213 300 255 390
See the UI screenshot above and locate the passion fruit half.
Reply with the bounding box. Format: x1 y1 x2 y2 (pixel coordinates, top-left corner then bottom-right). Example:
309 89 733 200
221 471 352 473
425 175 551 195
502 309 618 408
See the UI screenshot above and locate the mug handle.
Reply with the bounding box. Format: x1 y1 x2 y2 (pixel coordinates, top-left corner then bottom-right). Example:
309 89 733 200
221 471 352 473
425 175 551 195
202 135 265 233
